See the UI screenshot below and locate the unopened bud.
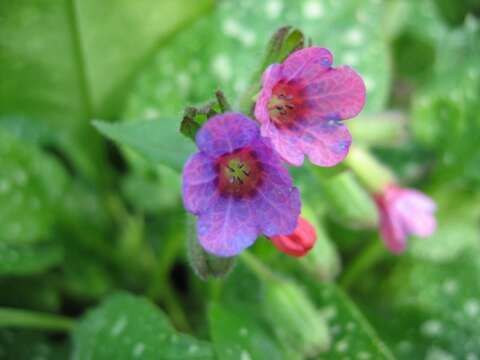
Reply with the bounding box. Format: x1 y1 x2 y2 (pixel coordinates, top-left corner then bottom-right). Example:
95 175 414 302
263 279 330 356
240 26 305 114
321 170 378 229
269 217 316 257
299 205 341 281
186 215 235 281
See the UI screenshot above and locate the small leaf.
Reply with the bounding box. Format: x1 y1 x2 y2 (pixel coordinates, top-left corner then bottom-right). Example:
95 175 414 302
180 107 203 141
180 90 232 141
72 292 215 360
93 119 196 172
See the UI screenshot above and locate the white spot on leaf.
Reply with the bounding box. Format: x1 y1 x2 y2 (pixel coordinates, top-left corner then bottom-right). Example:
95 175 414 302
303 0 324 19
211 54 232 81
111 316 127 336
265 0 283 19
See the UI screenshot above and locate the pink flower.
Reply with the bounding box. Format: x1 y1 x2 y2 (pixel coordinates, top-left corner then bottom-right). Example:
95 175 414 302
374 184 437 253
255 47 366 167
269 216 317 257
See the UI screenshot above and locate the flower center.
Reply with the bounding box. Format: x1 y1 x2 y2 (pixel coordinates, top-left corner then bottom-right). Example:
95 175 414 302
216 148 263 198
268 81 303 127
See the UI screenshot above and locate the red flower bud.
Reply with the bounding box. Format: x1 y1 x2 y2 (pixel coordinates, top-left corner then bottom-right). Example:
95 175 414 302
269 217 317 257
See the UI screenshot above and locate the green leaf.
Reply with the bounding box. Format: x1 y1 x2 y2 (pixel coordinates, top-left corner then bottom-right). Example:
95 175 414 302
125 0 390 122
0 0 213 179
411 17 480 186
306 282 395 359
381 249 480 358
93 119 196 172
208 302 284 360
0 329 69 360
0 128 67 244
0 242 63 276
72 292 215 360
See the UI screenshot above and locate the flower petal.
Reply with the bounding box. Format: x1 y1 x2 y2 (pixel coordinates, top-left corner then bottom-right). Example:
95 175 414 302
260 122 305 166
395 190 437 237
182 152 219 215
196 112 259 157
262 118 351 167
282 47 333 80
301 66 366 120
197 196 258 257
379 209 408 254
255 64 283 125
252 140 301 235
295 119 352 167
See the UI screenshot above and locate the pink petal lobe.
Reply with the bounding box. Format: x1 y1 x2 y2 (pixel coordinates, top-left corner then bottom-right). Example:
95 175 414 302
260 121 304 166
182 152 219 214
301 66 366 121
197 196 258 257
196 112 259 157
294 119 352 167
282 47 333 80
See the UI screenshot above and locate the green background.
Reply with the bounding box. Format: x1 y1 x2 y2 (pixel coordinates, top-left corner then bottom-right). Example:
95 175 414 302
1 0 480 358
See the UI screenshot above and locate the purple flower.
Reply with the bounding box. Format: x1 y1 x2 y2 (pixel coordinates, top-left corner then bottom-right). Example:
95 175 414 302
255 47 366 167
375 184 437 254
182 112 301 257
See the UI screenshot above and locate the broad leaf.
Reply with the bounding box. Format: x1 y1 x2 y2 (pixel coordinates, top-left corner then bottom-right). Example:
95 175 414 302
125 0 390 123
380 249 480 358
0 128 67 244
411 17 480 187
0 0 212 178
72 292 215 360
93 119 196 172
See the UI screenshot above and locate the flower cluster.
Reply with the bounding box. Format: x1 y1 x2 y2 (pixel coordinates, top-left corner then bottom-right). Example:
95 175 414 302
181 45 434 258
182 46 365 257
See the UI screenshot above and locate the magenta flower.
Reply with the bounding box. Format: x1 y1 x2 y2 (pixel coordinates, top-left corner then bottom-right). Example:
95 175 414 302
254 47 366 167
374 184 437 253
182 112 301 257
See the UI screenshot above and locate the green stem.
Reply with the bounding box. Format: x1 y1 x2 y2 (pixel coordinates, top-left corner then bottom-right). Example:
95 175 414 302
239 252 277 281
160 284 192 333
339 239 386 290
344 145 395 193
0 308 75 332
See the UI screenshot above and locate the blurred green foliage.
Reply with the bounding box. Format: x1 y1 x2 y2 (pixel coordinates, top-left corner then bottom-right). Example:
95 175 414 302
0 0 479 359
